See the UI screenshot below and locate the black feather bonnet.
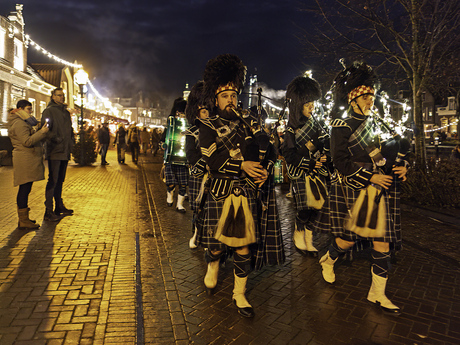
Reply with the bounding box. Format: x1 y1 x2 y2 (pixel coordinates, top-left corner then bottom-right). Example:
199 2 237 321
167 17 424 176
185 81 206 125
169 97 187 117
203 54 246 110
332 61 379 107
286 76 321 129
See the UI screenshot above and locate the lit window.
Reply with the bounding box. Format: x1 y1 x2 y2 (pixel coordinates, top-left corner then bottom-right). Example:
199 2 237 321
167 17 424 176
0 27 5 58
13 37 24 71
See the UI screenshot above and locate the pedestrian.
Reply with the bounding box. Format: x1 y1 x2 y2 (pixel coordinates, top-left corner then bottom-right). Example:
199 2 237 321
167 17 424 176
140 127 150 154
281 75 331 255
127 123 140 164
163 97 189 213
316 61 408 315
8 100 49 229
98 122 110 165
197 54 284 318
451 144 460 161
150 128 161 157
114 124 127 164
41 87 75 221
184 81 209 248
86 125 98 155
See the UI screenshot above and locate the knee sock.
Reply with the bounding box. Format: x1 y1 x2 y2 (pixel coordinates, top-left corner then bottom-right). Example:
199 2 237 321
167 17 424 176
205 250 223 264
178 185 187 196
328 239 349 260
233 252 252 278
371 249 391 278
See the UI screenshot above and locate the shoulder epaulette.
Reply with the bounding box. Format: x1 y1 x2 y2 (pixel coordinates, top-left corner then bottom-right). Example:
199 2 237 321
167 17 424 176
197 118 216 131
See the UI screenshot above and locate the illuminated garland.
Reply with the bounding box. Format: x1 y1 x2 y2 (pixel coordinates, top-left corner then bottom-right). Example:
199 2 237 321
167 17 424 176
24 34 123 118
25 35 83 69
425 119 459 133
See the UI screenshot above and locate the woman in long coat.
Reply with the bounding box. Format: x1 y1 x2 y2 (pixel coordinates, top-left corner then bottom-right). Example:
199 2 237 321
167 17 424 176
8 99 49 229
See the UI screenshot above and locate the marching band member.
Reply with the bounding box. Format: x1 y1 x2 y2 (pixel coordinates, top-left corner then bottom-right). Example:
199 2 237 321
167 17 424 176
185 81 209 248
196 54 284 318
163 97 189 213
316 61 408 314
282 76 330 255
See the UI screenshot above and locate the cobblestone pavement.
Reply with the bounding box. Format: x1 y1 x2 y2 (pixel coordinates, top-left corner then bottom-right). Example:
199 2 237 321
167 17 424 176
1 149 459 344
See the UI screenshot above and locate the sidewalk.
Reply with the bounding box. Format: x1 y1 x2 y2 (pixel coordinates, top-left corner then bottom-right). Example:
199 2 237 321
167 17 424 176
0 149 459 344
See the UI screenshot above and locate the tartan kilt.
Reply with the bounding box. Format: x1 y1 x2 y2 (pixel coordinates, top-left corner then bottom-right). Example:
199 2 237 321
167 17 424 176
291 173 328 211
164 163 189 186
196 177 285 269
188 173 205 212
313 178 402 250
254 177 285 269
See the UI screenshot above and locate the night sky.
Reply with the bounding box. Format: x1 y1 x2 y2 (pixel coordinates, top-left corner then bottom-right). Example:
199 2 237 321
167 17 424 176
0 1 317 104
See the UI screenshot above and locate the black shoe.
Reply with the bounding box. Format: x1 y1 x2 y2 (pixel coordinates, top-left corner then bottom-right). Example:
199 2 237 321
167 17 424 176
55 205 73 216
44 209 62 222
233 300 255 318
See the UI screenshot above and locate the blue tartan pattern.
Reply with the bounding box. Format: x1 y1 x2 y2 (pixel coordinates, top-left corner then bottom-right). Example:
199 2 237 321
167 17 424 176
195 177 285 269
164 163 189 186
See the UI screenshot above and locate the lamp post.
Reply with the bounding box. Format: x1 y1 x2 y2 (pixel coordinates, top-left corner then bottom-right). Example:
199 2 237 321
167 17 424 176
74 69 89 165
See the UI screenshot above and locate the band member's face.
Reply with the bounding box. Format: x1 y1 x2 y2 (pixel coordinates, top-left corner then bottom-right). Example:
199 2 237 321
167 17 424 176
198 107 209 119
302 102 314 118
216 90 238 112
352 94 375 115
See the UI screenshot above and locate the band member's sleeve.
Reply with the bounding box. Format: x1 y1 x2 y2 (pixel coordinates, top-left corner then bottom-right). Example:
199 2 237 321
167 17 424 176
331 125 373 187
185 131 201 166
199 123 242 176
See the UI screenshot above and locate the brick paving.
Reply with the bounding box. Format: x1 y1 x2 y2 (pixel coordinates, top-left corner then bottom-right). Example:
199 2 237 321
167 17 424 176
0 149 459 344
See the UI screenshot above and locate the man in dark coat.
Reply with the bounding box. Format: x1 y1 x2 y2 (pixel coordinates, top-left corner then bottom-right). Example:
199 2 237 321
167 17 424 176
41 87 74 221
98 122 110 165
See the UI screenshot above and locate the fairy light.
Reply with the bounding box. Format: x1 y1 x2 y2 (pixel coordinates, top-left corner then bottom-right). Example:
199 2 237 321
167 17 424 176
25 34 83 69
425 119 459 133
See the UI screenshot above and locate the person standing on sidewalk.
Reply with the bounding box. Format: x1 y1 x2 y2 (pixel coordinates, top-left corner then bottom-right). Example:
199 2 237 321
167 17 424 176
114 124 127 164
41 88 75 221
140 127 150 154
282 75 331 255
8 100 49 229
150 128 161 157
315 62 408 315
197 54 284 318
162 97 189 213
98 122 110 165
184 81 209 248
127 123 140 164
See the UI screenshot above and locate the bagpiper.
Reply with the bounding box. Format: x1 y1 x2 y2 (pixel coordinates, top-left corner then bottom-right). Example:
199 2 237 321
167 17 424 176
184 81 209 248
196 54 284 318
315 61 409 315
282 75 331 255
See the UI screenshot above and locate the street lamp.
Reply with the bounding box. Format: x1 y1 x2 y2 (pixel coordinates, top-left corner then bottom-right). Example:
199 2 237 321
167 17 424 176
74 69 89 165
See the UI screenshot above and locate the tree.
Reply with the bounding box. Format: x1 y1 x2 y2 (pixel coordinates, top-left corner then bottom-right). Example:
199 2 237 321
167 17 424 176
300 0 460 167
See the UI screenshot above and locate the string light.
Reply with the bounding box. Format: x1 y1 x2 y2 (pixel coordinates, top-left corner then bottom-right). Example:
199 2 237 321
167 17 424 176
25 34 83 69
424 119 458 133
24 34 126 120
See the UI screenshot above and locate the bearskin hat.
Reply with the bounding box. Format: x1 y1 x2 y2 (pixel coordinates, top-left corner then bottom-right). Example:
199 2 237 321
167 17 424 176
332 61 379 107
286 76 322 129
169 97 187 116
203 54 246 111
185 81 206 125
